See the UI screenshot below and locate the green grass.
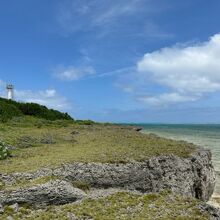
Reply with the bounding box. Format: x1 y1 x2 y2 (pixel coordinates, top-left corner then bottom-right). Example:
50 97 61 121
71 181 91 192
0 175 60 191
0 191 209 220
0 116 196 173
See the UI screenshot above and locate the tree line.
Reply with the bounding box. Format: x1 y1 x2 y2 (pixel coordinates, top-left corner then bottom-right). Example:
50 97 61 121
0 97 73 122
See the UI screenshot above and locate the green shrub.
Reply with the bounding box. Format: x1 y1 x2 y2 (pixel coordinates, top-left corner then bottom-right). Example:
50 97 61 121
0 97 73 122
0 102 22 122
75 120 95 125
0 141 10 160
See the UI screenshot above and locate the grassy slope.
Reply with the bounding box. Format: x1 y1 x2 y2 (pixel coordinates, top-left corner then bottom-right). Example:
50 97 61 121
0 116 195 173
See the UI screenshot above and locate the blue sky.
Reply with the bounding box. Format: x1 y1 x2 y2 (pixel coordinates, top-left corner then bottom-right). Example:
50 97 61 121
1 0 220 123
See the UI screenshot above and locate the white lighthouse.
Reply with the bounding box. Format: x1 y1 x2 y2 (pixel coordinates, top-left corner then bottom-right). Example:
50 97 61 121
6 84 14 100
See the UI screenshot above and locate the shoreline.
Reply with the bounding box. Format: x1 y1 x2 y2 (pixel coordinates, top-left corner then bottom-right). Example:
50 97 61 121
140 128 220 207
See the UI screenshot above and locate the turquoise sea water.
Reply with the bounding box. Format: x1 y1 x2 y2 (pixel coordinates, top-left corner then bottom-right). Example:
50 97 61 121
138 124 220 195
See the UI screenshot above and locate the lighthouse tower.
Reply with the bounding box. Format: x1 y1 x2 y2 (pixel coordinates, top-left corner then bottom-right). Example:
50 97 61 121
6 84 14 100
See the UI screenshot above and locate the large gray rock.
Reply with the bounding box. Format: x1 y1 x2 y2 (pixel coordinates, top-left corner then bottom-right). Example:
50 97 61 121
0 180 86 206
52 148 215 201
0 148 215 202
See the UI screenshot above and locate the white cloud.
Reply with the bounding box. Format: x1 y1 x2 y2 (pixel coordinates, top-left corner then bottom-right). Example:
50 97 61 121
44 89 56 98
14 89 71 111
54 65 95 81
137 93 198 106
136 33 220 105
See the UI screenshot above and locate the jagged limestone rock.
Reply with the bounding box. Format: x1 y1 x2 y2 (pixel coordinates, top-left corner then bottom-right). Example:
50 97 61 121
53 149 215 201
0 180 86 206
0 148 215 203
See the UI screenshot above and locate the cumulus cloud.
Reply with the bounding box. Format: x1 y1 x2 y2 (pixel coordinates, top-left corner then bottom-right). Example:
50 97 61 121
136 33 220 105
14 89 71 111
54 65 95 81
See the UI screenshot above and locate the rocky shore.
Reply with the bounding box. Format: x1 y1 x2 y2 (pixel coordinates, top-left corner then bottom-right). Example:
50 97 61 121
0 148 220 219
0 120 219 219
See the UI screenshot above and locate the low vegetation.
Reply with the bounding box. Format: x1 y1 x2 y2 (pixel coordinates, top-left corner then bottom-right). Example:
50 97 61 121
0 191 209 220
0 116 195 173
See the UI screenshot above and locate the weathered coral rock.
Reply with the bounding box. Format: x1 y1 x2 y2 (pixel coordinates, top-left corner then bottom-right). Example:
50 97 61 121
0 148 215 203
0 180 86 206
53 148 215 201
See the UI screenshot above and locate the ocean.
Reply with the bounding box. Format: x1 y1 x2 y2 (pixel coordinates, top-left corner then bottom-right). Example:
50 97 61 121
138 124 220 196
